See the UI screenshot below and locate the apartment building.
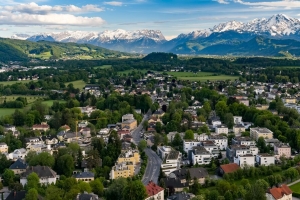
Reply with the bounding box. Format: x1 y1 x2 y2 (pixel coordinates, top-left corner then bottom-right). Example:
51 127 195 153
250 127 273 141
256 153 275 166
274 143 291 158
208 135 228 150
192 146 213 165
0 142 8 154
234 154 255 168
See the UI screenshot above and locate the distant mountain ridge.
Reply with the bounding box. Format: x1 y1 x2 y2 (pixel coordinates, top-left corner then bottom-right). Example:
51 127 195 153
10 14 300 55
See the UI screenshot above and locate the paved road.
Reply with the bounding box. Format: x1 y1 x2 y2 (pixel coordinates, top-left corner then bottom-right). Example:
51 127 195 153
131 109 162 185
142 148 162 185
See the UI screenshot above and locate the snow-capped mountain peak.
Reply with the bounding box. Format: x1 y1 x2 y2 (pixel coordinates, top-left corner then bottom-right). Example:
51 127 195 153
211 20 244 32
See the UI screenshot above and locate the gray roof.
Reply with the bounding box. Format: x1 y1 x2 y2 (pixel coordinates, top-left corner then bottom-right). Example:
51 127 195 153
73 171 94 179
77 193 99 200
170 167 208 180
21 165 56 178
9 158 27 170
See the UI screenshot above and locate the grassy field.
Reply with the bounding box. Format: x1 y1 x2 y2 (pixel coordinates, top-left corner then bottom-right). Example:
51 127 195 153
167 71 214 77
0 95 42 104
29 51 52 59
289 181 300 193
94 65 112 69
65 80 86 90
42 100 66 107
117 69 148 75
178 75 238 81
0 108 17 117
166 71 238 81
0 80 37 86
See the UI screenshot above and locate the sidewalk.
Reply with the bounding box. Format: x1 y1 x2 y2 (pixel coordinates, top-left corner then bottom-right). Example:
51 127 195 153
288 179 300 186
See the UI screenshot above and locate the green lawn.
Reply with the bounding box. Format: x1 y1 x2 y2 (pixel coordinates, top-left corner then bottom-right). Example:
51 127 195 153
0 95 42 104
29 51 52 59
166 71 238 81
94 65 112 69
117 69 148 75
289 181 300 193
178 75 238 81
0 80 37 86
167 71 214 77
0 108 17 117
65 80 86 90
42 100 66 107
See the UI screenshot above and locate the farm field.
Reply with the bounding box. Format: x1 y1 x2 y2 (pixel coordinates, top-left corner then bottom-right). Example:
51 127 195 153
65 80 86 90
42 100 66 107
0 95 42 104
166 71 238 81
0 80 37 86
117 69 148 75
178 75 238 81
0 108 16 117
94 65 112 69
289 181 300 193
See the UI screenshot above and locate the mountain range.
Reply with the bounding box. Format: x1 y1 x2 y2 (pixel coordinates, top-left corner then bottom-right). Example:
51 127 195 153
9 14 300 56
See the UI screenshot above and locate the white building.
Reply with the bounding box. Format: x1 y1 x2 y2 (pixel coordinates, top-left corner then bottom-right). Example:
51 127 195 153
202 141 220 158
192 146 213 165
232 136 256 146
233 116 243 124
215 125 228 135
195 133 209 141
183 140 201 153
234 154 255 168
20 166 58 186
157 146 172 160
256 154 275 166
212 120 222 128
122 114 134 122
8 148 27 161
161 150 182 176
208 135 228 150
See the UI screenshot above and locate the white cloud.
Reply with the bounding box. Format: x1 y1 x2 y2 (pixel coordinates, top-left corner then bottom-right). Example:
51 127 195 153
234 0 300 8
0 27 8 31
2 2 104 15
0 12 105 26
104 1 123 6
215 0 229 4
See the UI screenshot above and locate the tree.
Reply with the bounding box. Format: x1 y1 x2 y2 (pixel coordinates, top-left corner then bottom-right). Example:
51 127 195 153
90 178 104 196
172 133 183 147
56 154 74 177
189 178 201 195
106 178 128 200
224 191 233 200
184 130 194 140
25 114 35 127
26 172 39 191
143 120 149 130
203 101 211 115
29 152 55 168
122 179 147 200
155 122 162 133
215 101 228 120
25 188 38 200
244 179 268 200
224 113 234 129
45 185 63 200
207 190 219 200
2 169 14 186
138 140 147 152
0 154 11 174
78 181 92 193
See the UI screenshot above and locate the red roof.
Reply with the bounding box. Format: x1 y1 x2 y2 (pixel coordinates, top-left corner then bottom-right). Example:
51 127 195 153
220 163 240 174
145 181 164 197
269 184 292 200
32 124 49 129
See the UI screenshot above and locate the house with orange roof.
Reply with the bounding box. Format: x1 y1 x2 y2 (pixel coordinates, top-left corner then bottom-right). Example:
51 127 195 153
145 181 164 200
219 163 240 176
266 184 292 200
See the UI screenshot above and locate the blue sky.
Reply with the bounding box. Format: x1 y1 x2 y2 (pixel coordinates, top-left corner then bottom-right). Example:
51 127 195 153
1 0 300 39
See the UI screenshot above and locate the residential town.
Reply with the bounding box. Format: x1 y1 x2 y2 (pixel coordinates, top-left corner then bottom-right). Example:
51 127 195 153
1 58 300 200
